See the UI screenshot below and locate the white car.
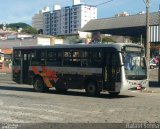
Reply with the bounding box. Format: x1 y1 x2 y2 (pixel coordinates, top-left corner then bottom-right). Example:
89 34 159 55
150 58 158 69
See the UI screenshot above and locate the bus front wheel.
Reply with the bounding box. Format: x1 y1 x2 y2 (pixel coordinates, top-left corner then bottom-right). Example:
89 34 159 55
85 82 100 96
33 77 49 92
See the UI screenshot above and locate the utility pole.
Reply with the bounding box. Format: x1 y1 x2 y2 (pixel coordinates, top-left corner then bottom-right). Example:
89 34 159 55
146 0 150 79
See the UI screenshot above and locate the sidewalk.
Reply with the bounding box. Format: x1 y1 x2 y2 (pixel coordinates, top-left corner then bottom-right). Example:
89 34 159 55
143 81 160 93
145 69 160 93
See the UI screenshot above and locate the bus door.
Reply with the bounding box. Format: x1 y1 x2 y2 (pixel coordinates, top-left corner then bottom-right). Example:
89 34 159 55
103 51 121 91
12 50 21 83
21 51 30 84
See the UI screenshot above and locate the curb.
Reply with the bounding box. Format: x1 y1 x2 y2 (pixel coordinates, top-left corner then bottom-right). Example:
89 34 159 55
141 88 160 93
0 80 15 84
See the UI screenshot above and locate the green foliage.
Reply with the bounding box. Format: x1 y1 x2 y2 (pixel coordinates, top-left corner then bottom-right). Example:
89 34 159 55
7 23 31 29
102 37 116 43
0 24 2 29
21 27 38 34
130 37 143 43
55 35 64 39
0 22 38 34
75 39 83 43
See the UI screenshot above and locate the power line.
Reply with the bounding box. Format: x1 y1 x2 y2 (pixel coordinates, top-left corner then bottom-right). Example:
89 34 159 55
95 0 115 7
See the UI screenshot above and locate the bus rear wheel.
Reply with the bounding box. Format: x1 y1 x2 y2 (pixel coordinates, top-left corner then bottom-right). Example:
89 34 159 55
85 82 100 96
33 77 49 92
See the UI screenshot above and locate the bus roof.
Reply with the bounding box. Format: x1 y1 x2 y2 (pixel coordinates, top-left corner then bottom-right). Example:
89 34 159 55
13 43 143 51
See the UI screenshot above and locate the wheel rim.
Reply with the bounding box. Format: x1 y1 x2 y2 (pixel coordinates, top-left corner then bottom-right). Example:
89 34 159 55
87 84 96 94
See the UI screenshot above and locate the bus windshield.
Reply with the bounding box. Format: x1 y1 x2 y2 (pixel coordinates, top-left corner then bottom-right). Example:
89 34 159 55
123 51 147 80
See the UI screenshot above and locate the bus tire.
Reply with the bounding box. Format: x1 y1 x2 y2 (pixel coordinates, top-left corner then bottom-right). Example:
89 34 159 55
85 82 100 96
33 77 49 92
150 65 154 69
109 92 120 96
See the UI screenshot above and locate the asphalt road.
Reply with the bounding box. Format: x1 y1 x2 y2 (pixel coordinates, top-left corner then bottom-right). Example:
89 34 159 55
0 69 159 129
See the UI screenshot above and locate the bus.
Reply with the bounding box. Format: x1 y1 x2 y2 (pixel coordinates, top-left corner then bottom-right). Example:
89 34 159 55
12 43 148 96
0 52 4 69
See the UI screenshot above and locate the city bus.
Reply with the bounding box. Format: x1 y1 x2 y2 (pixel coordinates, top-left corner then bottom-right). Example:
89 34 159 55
12 43 148 96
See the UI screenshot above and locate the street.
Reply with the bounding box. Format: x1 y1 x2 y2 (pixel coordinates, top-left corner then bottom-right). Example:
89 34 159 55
0 69 159 125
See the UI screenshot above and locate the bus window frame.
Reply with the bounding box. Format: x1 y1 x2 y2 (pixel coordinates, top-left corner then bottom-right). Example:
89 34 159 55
13 50 21 65
46 49 62 66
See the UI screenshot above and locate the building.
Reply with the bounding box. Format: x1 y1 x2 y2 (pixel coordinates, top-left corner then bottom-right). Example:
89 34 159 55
115 12 129 17
73 0 81 5
50 5 61 35
32 7 50 32
43 11 51 35
82 11 160 56
42 0 97 35
60 6 70 35
70 4 97 34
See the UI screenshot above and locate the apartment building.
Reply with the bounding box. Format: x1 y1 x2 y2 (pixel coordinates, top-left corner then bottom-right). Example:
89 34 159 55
60 6 70 35
43 11 51 35
32 7 49 31
42 0 97 35
50 9 61 35
70 4 97 34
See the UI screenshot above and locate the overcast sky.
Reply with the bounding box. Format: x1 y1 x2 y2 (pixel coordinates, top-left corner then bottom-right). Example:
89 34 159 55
0 0 159 25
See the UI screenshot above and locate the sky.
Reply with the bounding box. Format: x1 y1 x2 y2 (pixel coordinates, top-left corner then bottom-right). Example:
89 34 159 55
0 0 159 25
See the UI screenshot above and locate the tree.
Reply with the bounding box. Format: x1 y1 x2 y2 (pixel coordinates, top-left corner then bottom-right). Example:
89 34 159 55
38 29 43 34
130 37 144 44
102 36 116 43
21 27 38 34
0 24 3 29
0 23 31 31
7 23 30 28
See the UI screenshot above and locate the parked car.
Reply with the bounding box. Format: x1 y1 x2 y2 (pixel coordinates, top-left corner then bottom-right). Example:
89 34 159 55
150 58 158 69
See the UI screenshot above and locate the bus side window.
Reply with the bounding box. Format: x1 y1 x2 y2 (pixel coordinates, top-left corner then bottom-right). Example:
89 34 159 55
62 50 81 67
72 51 81 67
57 51 62 66
13 50 21 65
112 52 121 82
81 49 102 67
81 50 89 67
30 50 46 66
30 51 38 65
46 50 62 66
46 51 55 65
40 50 46 65
63 50 72 66
90 49 102 67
